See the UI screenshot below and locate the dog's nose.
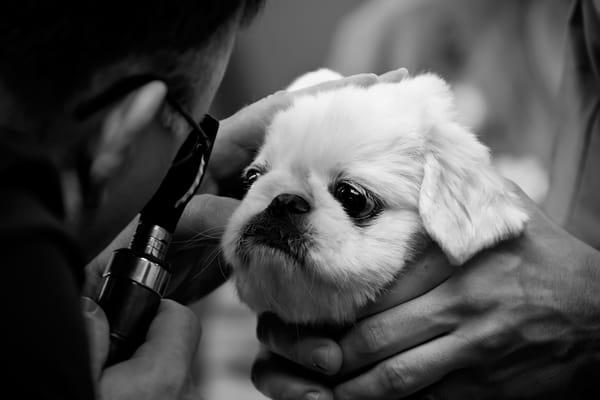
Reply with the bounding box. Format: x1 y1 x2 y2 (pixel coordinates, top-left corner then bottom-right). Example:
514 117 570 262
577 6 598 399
268 193 311 215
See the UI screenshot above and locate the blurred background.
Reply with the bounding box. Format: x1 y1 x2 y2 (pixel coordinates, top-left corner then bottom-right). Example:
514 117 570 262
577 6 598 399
194 0 571 398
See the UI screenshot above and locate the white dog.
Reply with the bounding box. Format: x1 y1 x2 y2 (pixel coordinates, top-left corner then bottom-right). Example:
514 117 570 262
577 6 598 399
221 69 528 324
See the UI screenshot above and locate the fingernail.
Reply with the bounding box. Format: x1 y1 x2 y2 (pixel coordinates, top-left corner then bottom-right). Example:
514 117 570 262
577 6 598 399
305 392 320 400
255 320 267 342
81 296 98 314
311 345 331 372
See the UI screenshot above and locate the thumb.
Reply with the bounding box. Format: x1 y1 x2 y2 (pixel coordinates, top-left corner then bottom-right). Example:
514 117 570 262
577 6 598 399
176 194 240 243
81 296 110 380
166 194 240 303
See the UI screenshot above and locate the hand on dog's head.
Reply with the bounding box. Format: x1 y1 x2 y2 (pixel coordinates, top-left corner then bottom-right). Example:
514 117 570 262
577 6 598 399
221 69 528 324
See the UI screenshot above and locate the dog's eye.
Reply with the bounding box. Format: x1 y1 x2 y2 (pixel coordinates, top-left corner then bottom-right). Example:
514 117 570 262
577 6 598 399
334 182 377 219
243 168 262 187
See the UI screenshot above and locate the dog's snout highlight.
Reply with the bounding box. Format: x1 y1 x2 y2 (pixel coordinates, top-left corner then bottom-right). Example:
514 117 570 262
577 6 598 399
268 193 311 215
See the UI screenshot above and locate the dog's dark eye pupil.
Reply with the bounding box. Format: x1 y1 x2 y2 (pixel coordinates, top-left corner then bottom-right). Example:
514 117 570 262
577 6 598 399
244 168 262 186
335 183 372 218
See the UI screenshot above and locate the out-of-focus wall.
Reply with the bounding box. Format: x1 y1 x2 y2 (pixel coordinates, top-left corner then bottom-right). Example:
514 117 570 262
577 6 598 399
211 0 363 119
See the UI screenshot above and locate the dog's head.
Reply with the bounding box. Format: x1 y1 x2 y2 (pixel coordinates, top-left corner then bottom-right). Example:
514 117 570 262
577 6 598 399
221 71 528 323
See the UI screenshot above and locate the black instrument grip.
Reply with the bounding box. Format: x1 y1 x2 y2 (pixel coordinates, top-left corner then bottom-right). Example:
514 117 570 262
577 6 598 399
96 247 167 366
97 275 161 365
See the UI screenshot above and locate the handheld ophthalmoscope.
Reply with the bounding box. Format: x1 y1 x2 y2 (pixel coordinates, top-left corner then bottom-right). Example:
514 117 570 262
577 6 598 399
95 100 218 366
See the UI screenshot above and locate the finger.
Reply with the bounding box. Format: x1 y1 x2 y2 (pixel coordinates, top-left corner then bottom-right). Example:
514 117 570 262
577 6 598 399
405 370 488 400
294 72 378 96
210 92 290 191
133 300 201 379
358 244 453 318
256 313 343 375
379 67 409 82
335 334 472 400
292 68 408 97
176 194 240 242
100 300 201 399
251 348 334 400
165 243 230 303
81 296 110 380
416 364 577 400
167 195 239 302
340 284 457 374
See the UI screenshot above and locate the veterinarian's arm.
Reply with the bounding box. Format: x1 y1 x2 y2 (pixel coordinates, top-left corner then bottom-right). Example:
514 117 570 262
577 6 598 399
253 188 600 399
82 296 202 400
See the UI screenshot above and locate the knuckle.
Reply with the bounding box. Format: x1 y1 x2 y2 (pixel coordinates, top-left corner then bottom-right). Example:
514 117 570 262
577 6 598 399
354 72 378 85
159 380 184 400
353 319 390 356
378 359 414 396
149 366 186 399
286 342 303 364
333 389 351 400
477 330 510 357
278 390 302 400
468 319 513 359
179 304 201 338
177 302 198 323
270 89 292 106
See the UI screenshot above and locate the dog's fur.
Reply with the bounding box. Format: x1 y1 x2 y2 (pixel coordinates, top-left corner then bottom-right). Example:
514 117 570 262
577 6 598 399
221 69 528 324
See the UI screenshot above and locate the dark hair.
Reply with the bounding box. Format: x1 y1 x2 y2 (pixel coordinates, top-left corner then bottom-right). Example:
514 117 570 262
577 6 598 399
0 0 265 116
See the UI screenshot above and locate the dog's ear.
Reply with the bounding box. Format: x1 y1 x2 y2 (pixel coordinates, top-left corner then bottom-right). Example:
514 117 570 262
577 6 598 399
286 68 344 91
416 74 529 265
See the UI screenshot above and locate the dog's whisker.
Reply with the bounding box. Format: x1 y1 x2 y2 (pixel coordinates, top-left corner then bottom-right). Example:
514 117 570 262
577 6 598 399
188 247 225 282
174 227 227 243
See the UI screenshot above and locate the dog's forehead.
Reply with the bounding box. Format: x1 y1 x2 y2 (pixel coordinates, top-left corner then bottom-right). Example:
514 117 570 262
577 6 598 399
259 83 426 172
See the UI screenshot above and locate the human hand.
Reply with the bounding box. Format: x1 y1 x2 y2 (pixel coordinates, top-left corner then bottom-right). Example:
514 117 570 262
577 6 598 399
252 185 600 400
82 296 202 400
251 246 454 400
83 194 238 303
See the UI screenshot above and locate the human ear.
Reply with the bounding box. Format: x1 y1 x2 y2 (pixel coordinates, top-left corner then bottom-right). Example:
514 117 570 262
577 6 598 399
415 74 529 265
89 81 167 187
73 81 169 256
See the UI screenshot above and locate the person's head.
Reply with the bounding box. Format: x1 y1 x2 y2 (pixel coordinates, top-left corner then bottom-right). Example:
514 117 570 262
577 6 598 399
0 0 264 257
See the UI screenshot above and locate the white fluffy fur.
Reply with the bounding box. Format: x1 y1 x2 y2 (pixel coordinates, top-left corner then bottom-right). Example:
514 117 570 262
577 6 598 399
221 69 528 324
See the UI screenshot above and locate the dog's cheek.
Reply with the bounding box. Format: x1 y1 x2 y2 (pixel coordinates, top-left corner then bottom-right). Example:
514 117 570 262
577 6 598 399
231 270 264 313
303 210 359 277
230 254 309 320
321 209 423 289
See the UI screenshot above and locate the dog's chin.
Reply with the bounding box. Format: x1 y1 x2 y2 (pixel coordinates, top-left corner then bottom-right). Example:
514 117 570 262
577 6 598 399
229 242 387 324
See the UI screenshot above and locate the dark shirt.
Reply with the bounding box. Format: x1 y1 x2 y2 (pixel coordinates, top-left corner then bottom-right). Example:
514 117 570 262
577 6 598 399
0 129 95 399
